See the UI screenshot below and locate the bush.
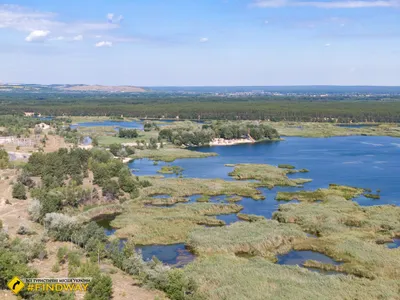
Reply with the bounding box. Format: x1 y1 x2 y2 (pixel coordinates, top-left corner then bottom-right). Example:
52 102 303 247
17 172 35 188
118 128 138 138
28 199 42 222
12 182 26 199
0 148 9 169
17 225 34 235
44 213 79 241
84 274 113 300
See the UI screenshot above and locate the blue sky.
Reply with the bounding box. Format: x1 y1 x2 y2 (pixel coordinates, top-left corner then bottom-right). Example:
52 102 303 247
0 0 399 86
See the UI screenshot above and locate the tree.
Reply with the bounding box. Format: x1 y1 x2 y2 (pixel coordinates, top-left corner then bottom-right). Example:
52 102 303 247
118 129 138 138
91 137 99 147
148 138 158 149
84 274 112 300
0 149 9 169
12 183 26 200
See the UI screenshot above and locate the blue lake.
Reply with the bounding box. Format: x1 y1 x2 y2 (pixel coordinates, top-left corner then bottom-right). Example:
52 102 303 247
99 135 400 268
130 136 400 207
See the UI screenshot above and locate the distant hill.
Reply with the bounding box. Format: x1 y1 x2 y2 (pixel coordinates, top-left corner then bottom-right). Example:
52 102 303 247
60 85 146 93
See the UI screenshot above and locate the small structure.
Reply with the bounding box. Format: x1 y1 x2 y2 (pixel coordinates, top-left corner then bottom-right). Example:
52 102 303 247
36 123 50 130
24 112 35 117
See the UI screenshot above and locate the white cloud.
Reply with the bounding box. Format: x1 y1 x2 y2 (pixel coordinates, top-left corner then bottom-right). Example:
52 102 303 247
252 0 400 8
325 43 331 46
73 34 83 41
95 41 112 47
199 37 209 43
0 4 120 42
107 13 123 24
52 36 64 41
0 4 61 31
25 30 50 42
107 13 114 22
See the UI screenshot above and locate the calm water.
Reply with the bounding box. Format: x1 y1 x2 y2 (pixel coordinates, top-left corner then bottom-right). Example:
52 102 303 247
336 124 379 128
100 136 400 267
137 244 195 267
277 250 343 274
130 136 400 206
71 120 144 130
387 239 400 249
277 250 342 266
96 217 117 236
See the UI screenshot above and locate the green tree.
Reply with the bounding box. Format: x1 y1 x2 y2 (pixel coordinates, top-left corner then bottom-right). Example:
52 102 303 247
84 274 113 300
0 149 9 169
12 182 26 200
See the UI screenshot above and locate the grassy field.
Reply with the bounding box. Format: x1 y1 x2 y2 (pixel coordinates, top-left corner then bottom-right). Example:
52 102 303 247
273 191 400 279
275 184 365 201
188 220 307 260
270 122 400 138
185 255 400 300
112 202 243 244
138 177 265 200
228 164 312 189
130 148 218 162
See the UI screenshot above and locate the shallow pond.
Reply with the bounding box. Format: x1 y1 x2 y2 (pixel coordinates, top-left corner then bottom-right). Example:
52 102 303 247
71 120 144 130
277 250 342 266
136 244 195 267
277 250 343 275
96 217 117 236
387 239 400 249
216 214 240 225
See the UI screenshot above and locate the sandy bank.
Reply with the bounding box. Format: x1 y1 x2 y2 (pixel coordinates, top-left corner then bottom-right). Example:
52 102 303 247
210 138 254 146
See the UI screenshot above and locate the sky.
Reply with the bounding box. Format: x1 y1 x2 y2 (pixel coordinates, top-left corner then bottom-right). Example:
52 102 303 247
0 0 399 86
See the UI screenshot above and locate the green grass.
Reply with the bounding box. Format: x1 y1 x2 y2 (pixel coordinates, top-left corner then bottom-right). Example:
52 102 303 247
275 184 364 202
184 255 400 300
363 193 381 199
228 163 312 189
272 121 400 138
273 193 400 279
130 148 218 162
112 202 243 244
138 177 265 200
157 165 184 175
78 204 124 222
188 220 307 260
278 164 295 169
237 213 265 222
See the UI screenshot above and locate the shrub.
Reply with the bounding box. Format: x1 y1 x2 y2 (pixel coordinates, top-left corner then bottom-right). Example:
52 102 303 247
12 182 26 199
0 148 9 169
43 213 79 241
28 199 42 222
84 274 113 300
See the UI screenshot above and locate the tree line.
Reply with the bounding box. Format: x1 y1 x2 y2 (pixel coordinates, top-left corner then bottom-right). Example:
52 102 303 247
2 98 400 122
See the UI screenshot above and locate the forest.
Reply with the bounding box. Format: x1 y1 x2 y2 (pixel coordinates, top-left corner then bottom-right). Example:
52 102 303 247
1 95 400 122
